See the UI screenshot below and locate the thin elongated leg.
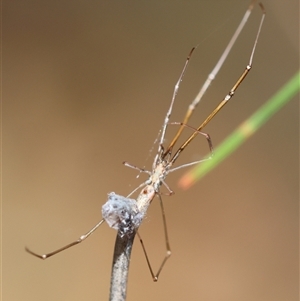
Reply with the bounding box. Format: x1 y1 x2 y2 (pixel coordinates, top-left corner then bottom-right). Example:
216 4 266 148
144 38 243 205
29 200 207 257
126 181 147 198
25 219 105 259
167 122 214 172
123 162 152 198
170 156 212 172
137 194 171 281
160 180 174 195
170 4 265 165
164 0 262 158
123 161 151 175
156 47 196 164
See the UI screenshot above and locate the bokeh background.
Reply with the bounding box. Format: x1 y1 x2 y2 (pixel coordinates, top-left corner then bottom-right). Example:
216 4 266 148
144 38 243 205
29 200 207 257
3 0 299 300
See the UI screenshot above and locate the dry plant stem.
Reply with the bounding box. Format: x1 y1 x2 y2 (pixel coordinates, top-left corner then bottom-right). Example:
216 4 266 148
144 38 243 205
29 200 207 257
109 233 135 301
109 189 154 301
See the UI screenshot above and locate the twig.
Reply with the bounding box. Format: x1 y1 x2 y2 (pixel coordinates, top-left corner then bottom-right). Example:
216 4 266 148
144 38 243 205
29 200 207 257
108 189 154 301
109 233 135 301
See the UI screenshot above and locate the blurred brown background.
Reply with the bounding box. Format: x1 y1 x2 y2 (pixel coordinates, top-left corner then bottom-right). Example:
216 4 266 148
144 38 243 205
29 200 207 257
3 0 299 300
